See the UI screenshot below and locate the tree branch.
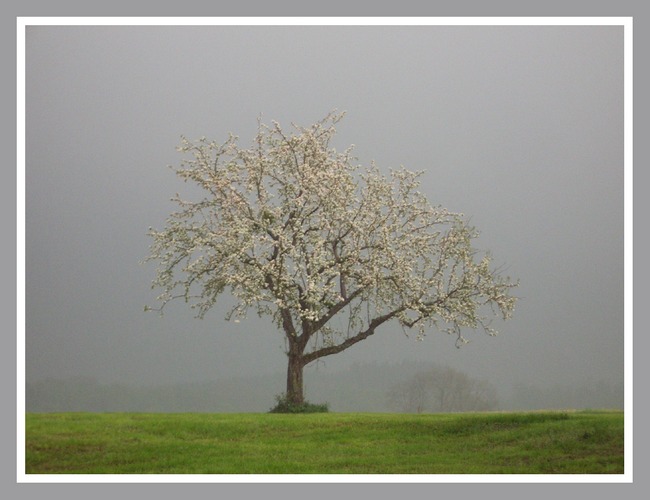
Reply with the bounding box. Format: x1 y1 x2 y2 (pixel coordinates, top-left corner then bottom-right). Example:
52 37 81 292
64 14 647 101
311 286 366 333
303 307 404 364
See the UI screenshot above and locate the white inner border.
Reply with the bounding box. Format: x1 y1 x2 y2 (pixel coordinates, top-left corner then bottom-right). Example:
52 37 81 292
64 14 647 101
16 16 633 484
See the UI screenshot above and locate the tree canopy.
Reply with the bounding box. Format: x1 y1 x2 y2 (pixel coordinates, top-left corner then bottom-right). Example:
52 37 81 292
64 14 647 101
145 111 518 405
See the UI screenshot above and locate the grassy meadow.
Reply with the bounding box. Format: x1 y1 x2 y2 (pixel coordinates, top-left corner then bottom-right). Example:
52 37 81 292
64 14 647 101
25 410 624 475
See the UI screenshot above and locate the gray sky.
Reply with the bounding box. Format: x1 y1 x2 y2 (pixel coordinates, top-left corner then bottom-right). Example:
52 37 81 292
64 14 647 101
24 24 624 399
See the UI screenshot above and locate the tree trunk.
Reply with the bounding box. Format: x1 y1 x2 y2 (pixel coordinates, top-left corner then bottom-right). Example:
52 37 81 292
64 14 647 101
286 352 305 405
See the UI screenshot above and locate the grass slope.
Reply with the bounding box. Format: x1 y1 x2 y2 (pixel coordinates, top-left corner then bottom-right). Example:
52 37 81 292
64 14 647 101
25 411 624 474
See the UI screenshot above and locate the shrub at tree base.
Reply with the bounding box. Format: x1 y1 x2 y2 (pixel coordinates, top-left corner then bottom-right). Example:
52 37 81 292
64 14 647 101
269 394 329 414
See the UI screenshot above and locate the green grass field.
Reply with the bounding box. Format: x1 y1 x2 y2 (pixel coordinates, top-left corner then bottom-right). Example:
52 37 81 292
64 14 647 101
25 410 624 474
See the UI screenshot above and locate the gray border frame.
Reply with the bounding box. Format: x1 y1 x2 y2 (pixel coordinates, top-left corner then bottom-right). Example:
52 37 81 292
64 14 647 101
5 0 644 497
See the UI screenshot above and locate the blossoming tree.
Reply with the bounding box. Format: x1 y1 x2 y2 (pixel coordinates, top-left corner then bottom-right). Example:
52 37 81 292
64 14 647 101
145 112 517 405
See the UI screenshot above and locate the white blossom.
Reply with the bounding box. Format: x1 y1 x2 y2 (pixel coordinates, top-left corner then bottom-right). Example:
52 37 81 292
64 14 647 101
144 111 518 403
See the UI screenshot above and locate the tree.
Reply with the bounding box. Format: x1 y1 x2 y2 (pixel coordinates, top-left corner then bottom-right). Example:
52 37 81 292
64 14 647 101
145 111 518 406
387 365 499 413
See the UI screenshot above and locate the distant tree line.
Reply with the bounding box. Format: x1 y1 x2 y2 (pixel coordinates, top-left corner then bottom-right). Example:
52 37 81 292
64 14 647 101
509 379 623 411
25 362 623 413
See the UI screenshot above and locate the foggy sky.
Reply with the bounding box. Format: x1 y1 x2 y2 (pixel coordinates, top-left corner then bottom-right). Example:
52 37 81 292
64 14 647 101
24 24 624 402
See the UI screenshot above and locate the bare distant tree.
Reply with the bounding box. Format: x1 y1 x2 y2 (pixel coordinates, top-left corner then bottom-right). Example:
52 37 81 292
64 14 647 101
387 365 498 413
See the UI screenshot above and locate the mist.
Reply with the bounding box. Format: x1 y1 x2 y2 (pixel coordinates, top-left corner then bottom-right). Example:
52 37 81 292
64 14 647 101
24 24 624 412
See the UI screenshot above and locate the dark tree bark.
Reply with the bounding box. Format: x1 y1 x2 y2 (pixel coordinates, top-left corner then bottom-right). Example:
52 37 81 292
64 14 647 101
283 315 309 405
286 352 305 405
